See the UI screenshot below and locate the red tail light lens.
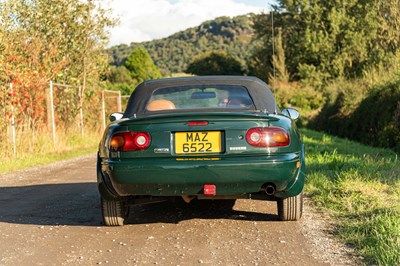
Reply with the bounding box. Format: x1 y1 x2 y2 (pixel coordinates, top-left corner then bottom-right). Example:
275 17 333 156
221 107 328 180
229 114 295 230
246 127 290 147
109 132 151 151
187 121 209 126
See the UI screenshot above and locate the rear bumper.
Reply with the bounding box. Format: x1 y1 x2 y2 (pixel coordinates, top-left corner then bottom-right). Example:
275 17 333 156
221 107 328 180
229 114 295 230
98 152 305 199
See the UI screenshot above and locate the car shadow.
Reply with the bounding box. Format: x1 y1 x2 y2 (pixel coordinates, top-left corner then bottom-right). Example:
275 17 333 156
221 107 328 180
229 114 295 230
127 200 279 225
0 183 102 227
0 183 279 227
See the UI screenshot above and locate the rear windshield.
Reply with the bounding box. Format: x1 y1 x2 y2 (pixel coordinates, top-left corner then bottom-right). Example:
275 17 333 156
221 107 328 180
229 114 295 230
146 85 255 112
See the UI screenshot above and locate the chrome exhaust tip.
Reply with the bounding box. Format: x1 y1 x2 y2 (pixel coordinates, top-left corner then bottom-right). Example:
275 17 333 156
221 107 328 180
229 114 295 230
265 185 276 196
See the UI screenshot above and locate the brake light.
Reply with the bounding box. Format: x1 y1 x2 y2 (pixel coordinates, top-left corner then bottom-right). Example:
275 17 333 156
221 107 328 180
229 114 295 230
246 127 290 147
109 132 151 151
187 121 209 126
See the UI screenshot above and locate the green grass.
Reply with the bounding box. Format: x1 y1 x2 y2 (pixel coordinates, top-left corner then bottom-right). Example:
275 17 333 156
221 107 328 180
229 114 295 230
0 147 97 174
0 130 100 175
303 128 400 265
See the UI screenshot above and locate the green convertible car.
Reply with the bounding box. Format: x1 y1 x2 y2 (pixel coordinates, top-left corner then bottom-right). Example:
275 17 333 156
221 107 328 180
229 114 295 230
97 76 305 226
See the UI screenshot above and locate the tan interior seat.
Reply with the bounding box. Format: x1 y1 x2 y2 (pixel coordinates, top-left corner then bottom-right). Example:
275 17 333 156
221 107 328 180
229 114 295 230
146 99 176 111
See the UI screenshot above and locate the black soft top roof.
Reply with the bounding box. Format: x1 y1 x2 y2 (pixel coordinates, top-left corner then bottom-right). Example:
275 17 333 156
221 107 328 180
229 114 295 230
123 76 277 117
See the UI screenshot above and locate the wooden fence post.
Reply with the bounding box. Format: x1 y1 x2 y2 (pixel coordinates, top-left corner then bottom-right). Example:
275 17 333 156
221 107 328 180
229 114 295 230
79 86 84 138
101 90 106 131
117 90 122 112
10 83 16 156
49 81 56 145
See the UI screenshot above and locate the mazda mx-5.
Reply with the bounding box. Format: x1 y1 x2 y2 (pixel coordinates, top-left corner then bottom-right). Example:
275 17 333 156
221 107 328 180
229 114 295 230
97 76 305 226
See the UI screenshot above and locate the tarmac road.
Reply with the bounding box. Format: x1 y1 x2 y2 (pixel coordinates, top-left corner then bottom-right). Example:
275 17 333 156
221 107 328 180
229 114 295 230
0 154 355 265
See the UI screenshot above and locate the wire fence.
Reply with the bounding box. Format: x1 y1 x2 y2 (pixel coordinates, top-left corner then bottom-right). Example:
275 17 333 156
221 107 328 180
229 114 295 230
1 81 127 157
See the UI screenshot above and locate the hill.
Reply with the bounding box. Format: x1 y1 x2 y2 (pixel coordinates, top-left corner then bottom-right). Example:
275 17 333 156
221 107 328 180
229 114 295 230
107 14 256 75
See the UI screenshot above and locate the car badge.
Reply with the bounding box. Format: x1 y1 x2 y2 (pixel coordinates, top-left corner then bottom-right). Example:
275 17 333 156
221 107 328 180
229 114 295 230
229 147 247 151
154 148 170 154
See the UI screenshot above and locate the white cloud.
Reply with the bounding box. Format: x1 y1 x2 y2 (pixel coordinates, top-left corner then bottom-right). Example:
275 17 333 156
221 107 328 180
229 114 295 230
103 0 269 46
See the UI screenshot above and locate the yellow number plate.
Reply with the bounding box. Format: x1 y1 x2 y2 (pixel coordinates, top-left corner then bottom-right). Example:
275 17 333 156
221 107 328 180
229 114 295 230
175 131 222 154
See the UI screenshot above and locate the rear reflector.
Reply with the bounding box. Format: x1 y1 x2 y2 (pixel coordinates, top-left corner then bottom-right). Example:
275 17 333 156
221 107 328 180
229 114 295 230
203 184 216 196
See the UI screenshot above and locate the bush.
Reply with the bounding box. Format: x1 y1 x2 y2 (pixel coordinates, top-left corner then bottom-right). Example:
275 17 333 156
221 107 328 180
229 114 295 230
272 80 324 126
308 78 369 136
350 82 400 151
309 76 400 152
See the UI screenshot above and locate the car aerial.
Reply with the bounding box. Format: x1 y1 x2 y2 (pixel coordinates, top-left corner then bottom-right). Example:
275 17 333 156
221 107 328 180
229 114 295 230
97 76 305 226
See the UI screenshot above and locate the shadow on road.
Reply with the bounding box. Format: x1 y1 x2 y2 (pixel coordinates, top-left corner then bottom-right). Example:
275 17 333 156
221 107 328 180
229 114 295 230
0 183 279 227
0 183 102 226
128 200 280 225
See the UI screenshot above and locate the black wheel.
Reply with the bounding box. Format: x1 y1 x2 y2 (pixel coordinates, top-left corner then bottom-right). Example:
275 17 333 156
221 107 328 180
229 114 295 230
101 197 129 226
277 193 303 221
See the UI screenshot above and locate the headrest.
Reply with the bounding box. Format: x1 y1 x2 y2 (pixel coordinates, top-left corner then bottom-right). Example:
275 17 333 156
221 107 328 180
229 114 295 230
146 99 176 111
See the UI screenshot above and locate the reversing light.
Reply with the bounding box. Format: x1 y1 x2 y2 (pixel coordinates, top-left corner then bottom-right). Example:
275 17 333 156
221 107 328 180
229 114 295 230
246 127 290 147
249 131 261 143
133 132 151 149
109 132 151 151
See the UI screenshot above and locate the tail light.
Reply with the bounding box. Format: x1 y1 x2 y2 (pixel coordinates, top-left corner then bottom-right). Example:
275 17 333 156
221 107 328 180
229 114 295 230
246 127 290 147
109 132 151 151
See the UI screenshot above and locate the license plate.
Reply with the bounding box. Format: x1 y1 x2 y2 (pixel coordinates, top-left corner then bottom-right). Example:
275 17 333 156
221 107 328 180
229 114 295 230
175 131 222 154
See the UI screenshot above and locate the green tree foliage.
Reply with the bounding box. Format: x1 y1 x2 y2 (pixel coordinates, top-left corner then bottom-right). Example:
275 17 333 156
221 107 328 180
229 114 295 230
251 1 400 87
310 75 400 153
249 1 400 154
107 14 255 75
185 51 245 75
124 47 161 83
269 28 289 86
0 0 115 130
107 66 135 84
105 66 136 95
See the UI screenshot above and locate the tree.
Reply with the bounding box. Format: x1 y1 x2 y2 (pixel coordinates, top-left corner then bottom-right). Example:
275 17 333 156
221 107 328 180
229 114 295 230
185 51 245 75
107 66 135 84
0 1 66 130
0 0 116 131
124 47 161 83
375 0 400 56
269 28 289 86
251 1 400 87
106 66 137 95
106 14 256 75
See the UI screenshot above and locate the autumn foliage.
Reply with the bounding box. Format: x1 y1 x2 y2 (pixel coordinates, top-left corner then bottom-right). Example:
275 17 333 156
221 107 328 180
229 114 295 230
0 0 115 137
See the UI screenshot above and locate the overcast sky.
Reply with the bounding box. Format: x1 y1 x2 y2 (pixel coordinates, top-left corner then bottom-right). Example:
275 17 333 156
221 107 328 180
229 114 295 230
103 0 275 46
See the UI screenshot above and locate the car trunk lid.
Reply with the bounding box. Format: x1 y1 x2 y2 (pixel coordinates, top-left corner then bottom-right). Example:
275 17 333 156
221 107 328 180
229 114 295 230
111 111 296 158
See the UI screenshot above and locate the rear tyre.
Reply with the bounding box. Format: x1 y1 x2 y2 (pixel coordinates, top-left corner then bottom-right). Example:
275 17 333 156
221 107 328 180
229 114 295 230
277 193 303 221
101 197 129 226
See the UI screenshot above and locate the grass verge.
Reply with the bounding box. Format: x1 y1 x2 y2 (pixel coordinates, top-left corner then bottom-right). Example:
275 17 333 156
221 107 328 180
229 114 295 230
303 128 400 265
0 130 100 175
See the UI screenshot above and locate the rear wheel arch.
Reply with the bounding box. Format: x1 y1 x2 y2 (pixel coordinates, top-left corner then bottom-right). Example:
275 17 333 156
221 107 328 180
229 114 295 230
97 155 127 201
